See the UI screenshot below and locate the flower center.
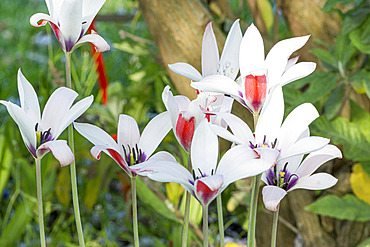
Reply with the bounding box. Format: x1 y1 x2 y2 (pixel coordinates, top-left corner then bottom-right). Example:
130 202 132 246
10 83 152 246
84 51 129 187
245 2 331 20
122 144 147 166
266 162 298 191
35 123 52 146
189 168 215 185
249 135 278 149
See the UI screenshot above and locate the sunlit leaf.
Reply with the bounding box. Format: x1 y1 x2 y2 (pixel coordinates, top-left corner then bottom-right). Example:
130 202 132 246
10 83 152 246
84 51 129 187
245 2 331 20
306 194 370 222
84 174 103 210
357 238 370 247
350 164 370 205
166 182 184 208
0 135 12 197
256 0 274 32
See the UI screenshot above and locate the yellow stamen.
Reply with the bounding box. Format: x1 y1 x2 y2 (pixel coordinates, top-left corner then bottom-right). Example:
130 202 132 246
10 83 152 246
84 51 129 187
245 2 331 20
261 144 268 148
279 171 285 177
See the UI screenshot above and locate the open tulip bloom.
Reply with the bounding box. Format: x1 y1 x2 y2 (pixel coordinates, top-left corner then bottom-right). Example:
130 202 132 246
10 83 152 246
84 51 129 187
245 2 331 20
262 144 341 212
210 85 330 165
30 0 109 53
169 20 242 82
191 23 316 115
0 69 93 166
131 119 274 207
74 113 171 177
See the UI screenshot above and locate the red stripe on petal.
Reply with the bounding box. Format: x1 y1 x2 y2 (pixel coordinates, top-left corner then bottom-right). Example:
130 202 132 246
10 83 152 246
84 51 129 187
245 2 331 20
176 114 195 152
107 148 132 176
196 179 219 206
244 74 267 114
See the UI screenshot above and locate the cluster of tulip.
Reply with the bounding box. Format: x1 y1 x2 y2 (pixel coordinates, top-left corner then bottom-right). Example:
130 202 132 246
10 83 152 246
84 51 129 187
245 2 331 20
0 0 341 246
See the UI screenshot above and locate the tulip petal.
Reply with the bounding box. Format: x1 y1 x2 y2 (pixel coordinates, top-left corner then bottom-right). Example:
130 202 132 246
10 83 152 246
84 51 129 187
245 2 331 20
139 112 171 158
74 122 120 152
162 86 179 129
17 69 41 125
41 87 77 137
216 112 254 144
262 186 287 211
174 95 190 113
202 22 219 77
81 0 106 34
56 95 93 138
219 19 242 80
195 175 223 206
296 145 342 178
117 114 140 151
217 145 275 187
37 140 74 167
59 0 83 52
265 35 310 85
191 75 243 101
210 124 243 145
149 151 177 162
289 173 338 191
284 56 299 71
106 148 132 176
255 85 284 144
168 63 203 82
278 103 319 151
280 62 316 86
279 136 330 161
239 23 265 77
0 101 37 157
73 33 110 53
191 120 218 177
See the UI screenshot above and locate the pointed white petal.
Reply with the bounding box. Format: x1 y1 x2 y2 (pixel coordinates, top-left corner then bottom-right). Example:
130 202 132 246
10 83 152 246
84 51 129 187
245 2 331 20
17 69 41 125
216 112 254 144
265 35 310 85
210 124 243 144
59 0 83 52
277 154 304 174
81 0 106 34
72 33 110 53
117 114 140 150
41 87 77 138
195 175 223 206
37 140 74 167
279 136 330 161
191 75 243 100
168 63 203 82
239 23 265 77
174 95 190 112
278 103 319 151
1 101 37 157
289 173 338 192
262 186 287 211
56 95 93 138
218 96 234 114
106 148 132 176
284 56 299 71
139 112 171 158
148 151 177 162
280 62 316 86
191 120 218 177
202 22 219 77
255 85 284 143
254 147 280 164
73 122 120 151
296 145 342 178
162 86 179 129
219 19 242 80
217 145 274 187
30 13 56 27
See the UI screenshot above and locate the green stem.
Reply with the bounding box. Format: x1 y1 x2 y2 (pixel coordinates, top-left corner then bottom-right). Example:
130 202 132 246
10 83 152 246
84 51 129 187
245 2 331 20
182 153 192 247
203 205 209 247
247 173 262 247
216 195 224 246
131 176 139 247
35 158 46 247
271 204 280 247
65 52 85 247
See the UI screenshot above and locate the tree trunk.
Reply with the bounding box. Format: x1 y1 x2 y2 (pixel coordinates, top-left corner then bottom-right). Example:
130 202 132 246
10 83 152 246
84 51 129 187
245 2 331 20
139 0 226 98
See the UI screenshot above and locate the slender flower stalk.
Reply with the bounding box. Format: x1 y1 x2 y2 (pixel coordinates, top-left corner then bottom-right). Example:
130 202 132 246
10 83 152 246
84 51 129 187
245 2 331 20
65 53 85 247
203 206 209 247
131 176 139 247
35 158 46 247
216 195 224 246
271 204 280 247
182 153 191 247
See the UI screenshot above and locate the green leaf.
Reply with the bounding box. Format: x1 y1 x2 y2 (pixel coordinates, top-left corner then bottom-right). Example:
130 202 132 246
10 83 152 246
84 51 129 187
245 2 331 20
335 33 356 67
312 116 370 162
0 202 34 245
311 48 337 67
350 100 370 141
349 17 370 54
357 237 370 247
342 8 370 34
322 0 356 12
350 69 369 95
324 84 344 120
361 161 370 176
0 134 12 197
136 178 182 224
306 194 370 222
256 0 273 32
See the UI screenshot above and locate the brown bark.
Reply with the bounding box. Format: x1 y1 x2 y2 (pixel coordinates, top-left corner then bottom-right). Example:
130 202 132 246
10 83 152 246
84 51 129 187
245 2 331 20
281 0 341 63
139 0 226 99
